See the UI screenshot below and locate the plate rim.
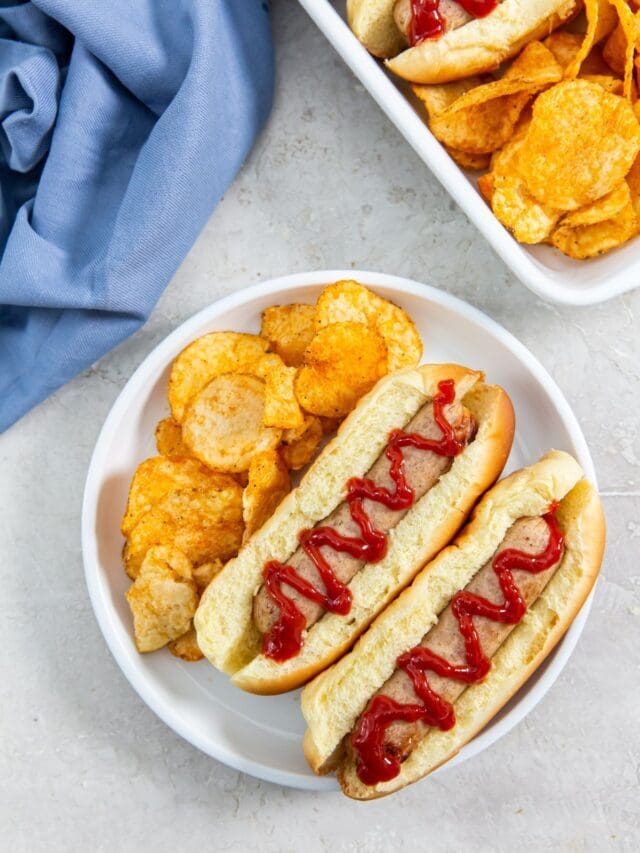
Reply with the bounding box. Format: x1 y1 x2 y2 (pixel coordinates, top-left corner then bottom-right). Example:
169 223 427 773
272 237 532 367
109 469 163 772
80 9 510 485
82 269 597 791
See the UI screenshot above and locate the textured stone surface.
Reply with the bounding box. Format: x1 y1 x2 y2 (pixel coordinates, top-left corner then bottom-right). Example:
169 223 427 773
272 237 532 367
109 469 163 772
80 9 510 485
1 2 639 850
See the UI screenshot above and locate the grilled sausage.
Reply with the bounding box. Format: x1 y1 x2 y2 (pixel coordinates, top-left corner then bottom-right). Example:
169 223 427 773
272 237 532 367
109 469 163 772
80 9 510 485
253 399 477 635
348 515 562 764
393 0 473 40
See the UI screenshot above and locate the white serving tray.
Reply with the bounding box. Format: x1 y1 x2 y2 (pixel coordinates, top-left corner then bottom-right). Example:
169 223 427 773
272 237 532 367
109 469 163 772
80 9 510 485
297 0 640 305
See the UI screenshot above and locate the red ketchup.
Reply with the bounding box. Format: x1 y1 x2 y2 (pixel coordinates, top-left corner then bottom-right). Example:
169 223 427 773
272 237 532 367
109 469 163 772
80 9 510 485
409 0 499 45
352 503 564 786
262 379 466 662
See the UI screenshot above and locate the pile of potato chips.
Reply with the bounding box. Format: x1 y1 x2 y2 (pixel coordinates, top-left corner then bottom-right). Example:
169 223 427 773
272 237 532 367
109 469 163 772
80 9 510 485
413 0 640 258
123 280 422 659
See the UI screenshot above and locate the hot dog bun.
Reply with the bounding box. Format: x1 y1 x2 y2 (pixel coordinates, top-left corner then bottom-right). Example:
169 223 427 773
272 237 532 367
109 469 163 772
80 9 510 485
194 364 514 694
347 0 408 58
301 451 605 798
387 0 581 83
348 0 582 83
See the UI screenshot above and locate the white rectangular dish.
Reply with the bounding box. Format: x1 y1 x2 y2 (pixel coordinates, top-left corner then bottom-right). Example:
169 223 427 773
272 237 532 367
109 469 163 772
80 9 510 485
297 0 640 306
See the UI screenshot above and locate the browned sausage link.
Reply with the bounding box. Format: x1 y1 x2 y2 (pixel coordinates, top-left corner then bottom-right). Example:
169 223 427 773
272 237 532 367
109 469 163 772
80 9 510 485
348 516 563 764
252 399 477 636
393 0 473 40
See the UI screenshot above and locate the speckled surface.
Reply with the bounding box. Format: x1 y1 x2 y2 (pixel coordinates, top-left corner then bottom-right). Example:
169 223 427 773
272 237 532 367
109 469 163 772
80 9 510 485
1 2 639 850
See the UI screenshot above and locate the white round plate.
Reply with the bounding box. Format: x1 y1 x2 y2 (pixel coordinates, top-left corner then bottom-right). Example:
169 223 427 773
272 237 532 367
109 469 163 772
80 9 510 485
82 270 596 792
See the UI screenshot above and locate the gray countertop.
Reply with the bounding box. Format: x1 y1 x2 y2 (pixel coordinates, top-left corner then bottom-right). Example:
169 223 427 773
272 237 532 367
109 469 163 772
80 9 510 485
2 2 638 850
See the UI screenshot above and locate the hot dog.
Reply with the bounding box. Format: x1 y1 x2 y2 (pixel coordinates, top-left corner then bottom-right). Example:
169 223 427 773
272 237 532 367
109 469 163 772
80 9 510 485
301 451 605 798
347 0 582 82
194 364 514 694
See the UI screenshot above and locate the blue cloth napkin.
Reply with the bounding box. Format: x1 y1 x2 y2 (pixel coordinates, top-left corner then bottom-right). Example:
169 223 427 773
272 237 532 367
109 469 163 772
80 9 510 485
0 0 274 432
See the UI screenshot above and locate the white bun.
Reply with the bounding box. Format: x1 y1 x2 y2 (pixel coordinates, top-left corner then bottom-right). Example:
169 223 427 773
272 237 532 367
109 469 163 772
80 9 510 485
349 0 582 83
347 0 407 58
194 364 514 694
301 451 605 799
386 0 582 82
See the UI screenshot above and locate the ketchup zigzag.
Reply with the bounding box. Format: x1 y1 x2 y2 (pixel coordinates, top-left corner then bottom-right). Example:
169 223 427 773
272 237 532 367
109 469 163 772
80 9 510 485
262 379 466 663
409 0 498 45
352 505 564 786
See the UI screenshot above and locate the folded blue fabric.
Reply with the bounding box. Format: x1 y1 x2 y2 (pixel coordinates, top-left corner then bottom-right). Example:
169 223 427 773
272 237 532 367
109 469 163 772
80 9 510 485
0 0 274 432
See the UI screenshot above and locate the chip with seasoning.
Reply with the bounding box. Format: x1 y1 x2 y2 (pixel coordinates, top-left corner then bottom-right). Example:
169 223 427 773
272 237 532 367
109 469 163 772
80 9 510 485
121 456 237 536
314 279 421 371
169 626 204 662
281 415 324 470
256 353 305 430
491 173 561 243
413 42 562 155
260 303 316 368
154 417 191 457
445 147 491 171
123 486 244 579
242 450 291 541
168 332 269 422
126 546 198 653
294 322 388 417
550 198 638 257
517 80 640 210
560 181 631 228
182 374 282 472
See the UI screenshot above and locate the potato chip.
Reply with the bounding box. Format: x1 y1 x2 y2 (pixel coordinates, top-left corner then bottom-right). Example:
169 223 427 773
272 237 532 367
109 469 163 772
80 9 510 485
121 456 238 536
282 414 317 444
242 450 291 541
192 558 224 593
413 42 562 154
182 374 282 472
517 80 640 210
281 415 324 470
422 87 532 154
604 0 639 98
319 415 343 435
168 332 269 422
603 21 627 76
445 147 491 170
413 76 482 116
490 112 531 167
544 32 586 69
123 486 244 578
477 173 494 203
551 198 637 257
294 323 388 418
491 173 561 243
155 417 191 457
594 0 623 42
543 32 614 75
625 152 640 215
126 546 198 653
581 48 617 77
260 304 316 367
564 0 602 79
255 354 305 430
169 625 203 662
314 280 421 370
560 180 631 227
580 74 624 93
